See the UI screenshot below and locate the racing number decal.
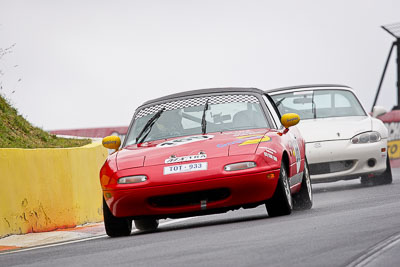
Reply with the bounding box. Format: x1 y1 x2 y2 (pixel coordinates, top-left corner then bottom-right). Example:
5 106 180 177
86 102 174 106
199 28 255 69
157 135 213 147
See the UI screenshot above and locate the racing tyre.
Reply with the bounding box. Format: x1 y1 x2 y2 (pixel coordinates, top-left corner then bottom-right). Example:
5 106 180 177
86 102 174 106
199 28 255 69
361 155 392 186
266 161 292 217
293 158 313 210
134 219 159 231
103 198 132 237
373 155 393 185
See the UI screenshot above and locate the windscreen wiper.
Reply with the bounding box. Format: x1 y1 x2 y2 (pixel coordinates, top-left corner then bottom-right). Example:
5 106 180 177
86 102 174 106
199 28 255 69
136 108 165 144
275 97 286 107
201 100 209 134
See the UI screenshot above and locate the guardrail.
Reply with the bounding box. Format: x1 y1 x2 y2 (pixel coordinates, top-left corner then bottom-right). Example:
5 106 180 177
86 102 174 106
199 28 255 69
0 143 108 238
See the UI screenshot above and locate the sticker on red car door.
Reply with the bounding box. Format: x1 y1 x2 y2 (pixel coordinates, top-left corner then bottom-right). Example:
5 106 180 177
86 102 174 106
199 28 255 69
289 133 301 173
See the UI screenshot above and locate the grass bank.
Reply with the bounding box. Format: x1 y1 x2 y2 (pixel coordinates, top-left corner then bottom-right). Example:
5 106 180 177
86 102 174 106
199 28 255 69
0 95 90 148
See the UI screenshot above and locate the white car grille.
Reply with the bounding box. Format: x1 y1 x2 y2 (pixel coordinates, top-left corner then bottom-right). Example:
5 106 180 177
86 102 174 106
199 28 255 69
309 160 355 175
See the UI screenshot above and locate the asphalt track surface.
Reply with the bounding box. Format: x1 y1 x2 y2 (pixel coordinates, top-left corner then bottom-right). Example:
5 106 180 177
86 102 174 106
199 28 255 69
2 170 400 267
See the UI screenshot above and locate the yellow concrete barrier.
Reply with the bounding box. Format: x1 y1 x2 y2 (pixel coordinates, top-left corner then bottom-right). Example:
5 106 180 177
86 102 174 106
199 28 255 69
0 143 108 237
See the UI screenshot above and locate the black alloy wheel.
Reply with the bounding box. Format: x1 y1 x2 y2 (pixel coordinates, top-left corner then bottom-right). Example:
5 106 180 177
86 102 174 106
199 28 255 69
266 161 293 217
293 158 313 210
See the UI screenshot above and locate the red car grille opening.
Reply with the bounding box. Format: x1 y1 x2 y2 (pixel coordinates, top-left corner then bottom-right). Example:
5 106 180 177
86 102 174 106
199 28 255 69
148 188 230 208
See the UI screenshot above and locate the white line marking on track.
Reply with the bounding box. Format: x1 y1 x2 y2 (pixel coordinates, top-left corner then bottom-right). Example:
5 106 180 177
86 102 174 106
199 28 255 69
347 232 400 267
1 217 194 255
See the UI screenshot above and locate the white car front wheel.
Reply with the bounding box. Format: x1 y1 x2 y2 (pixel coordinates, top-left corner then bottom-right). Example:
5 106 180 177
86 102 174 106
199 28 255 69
361 154 392 186
293 158 313 210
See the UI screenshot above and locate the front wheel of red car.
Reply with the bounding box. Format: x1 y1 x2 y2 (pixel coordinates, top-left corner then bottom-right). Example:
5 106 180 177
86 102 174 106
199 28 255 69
293 158 313 210
134 219 159 231
266 161 292 217
103 198 132 237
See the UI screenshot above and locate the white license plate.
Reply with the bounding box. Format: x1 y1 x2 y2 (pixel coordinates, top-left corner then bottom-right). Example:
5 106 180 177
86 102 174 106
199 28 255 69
164 162 208 175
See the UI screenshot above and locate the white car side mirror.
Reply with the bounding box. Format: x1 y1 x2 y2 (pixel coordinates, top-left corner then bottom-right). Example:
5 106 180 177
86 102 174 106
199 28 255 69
372 106 387 118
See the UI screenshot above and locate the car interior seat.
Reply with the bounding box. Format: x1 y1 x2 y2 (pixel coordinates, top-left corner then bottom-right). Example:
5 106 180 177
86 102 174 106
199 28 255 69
233 110 263 129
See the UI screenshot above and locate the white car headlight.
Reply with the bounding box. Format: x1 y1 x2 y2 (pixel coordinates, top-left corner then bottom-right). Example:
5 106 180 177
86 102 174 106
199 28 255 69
224 161 257 171
351 131 381 144
118 175 147 184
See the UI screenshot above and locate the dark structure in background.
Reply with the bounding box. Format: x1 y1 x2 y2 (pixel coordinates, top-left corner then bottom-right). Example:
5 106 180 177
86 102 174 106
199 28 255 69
372 22 400 111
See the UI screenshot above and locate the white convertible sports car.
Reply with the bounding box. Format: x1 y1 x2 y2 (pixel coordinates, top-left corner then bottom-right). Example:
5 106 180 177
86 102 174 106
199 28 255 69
267 84 392 185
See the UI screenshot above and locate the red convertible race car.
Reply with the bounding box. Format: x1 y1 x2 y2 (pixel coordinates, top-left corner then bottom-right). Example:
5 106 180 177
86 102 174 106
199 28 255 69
100 87 312 237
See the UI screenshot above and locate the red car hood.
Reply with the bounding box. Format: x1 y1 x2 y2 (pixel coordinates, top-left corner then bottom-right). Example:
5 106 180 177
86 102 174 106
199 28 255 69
115 129 271 170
